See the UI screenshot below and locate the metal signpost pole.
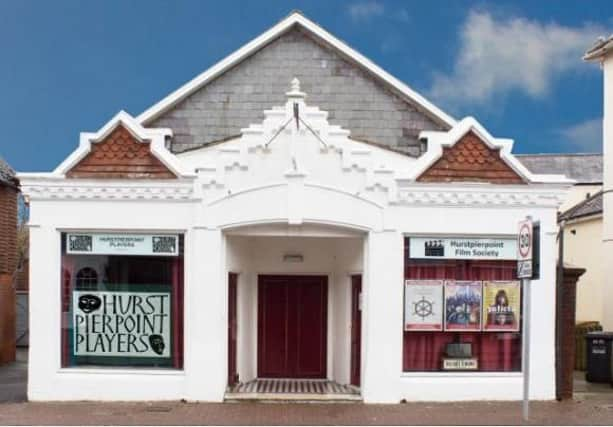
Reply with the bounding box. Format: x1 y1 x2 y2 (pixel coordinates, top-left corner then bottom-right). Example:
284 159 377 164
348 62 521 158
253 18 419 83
517 216 534 422
522 277 531 421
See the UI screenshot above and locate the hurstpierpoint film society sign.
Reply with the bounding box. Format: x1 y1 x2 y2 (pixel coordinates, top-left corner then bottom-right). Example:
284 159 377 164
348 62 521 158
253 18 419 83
66 233 179 256
409 237 517 260
73 291 171 358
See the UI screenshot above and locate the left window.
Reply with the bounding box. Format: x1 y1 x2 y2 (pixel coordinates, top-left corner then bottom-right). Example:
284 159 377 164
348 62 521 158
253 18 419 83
61 232 184 369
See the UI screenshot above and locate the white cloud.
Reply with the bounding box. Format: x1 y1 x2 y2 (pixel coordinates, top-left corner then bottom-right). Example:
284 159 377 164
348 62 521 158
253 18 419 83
347 1 384 22
429 11 603 107
558 118 603 152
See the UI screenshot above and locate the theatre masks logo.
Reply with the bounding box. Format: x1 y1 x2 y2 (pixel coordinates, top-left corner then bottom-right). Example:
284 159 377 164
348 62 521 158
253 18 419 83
73 290 171 358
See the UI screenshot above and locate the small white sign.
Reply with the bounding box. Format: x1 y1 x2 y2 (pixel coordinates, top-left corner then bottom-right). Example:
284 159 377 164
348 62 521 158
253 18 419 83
409 237 517 260
517 219 533 279
517 261 533 279
67 233 179 257
442 358 479 370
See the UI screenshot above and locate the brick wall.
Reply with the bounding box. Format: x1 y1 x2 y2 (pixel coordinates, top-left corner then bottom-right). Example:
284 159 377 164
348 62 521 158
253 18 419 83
0 184 18 275
150 27 447 156
66 126 176 179
0 183 18 364
557 266 585 400
417 131 526 184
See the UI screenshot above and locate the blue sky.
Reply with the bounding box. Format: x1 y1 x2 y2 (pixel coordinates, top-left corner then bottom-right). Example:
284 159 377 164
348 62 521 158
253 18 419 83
0 0 611 171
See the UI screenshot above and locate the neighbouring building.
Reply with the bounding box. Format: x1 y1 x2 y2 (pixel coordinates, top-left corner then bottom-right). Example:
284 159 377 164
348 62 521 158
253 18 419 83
559 191 604 326
18 12 573 403
517 154 606 328
584 35 613 331
0 156 19 364
517 154 602 211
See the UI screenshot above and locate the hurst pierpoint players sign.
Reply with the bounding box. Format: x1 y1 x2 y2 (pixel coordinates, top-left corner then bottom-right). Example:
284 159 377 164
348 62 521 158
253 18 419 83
73 290 171 358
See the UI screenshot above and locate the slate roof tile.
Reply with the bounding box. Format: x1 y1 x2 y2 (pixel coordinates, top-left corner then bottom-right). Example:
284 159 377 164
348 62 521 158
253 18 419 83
559 191 603 221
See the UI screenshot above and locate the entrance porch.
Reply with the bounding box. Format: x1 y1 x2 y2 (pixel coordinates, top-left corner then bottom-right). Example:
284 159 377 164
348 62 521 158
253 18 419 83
224 224 364 400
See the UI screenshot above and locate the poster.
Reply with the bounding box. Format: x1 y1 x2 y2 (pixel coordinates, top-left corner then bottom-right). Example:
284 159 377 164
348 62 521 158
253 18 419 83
444 281 482 331
404 280 444 331
482 281 521 331
66 233 179 257
409 237 516 260
72 290 171 358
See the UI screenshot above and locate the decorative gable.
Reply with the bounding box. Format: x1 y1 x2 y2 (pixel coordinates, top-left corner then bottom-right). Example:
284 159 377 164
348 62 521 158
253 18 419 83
141 12 454 157
66 125 176 179
417 131 526 184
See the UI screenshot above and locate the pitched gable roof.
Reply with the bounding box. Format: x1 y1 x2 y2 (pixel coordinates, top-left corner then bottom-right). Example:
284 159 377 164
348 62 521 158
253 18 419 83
584 35 613 61
417 131 526 184
559 191 603 222
0 156 18 188
406 117 573 185
516 153 602 184
137 11 456 129
53 111 190 179
66 125 176 179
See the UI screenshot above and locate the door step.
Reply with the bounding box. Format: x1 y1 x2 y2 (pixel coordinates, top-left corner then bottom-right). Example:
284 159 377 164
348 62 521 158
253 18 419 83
225 379 362 403
224 392 363 403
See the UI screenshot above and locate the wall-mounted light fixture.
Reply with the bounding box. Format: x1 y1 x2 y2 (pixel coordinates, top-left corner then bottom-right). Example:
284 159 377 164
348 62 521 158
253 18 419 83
283 254 304 263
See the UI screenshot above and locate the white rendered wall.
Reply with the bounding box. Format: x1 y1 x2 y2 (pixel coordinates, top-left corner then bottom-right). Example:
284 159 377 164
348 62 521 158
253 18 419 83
565 217 605 325
26 194 560 403
602 54 613 330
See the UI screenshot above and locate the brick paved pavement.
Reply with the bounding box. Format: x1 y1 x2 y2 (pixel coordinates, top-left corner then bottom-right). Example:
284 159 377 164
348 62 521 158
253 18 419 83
2 349 613 425
0 347 26 403
1 398 613 425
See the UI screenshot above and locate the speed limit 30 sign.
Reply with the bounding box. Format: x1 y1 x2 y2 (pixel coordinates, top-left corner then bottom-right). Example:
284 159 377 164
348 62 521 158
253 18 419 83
517 218 533 279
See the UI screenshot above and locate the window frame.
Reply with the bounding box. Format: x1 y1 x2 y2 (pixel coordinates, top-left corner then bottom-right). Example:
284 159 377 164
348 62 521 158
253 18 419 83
59 230 185 371
402 235 523 374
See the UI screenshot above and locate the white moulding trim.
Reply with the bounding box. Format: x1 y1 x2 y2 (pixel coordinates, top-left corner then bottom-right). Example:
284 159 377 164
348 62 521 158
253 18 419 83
394 182 568 208
19 177 197 202
57 368 186 376
400 372 523 378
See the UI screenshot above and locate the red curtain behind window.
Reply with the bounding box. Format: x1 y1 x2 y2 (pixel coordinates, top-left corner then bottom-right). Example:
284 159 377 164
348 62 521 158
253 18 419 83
403 259 521 372
172 256 183 369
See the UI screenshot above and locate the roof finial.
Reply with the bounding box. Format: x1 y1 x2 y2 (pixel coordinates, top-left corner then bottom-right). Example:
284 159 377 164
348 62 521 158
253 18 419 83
286 77 306 99
291 77 301 92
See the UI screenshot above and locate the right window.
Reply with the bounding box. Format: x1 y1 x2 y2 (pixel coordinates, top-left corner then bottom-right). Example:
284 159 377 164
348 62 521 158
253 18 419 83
403 237 522 372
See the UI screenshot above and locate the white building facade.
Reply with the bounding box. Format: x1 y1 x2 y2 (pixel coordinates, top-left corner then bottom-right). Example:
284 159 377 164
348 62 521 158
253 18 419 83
20 13 571 403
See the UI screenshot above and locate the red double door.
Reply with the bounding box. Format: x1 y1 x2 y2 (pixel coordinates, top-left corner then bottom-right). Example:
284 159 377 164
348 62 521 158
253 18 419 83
258 275 328 378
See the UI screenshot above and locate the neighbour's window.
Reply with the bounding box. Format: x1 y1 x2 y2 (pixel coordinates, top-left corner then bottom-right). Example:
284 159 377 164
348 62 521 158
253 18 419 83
403 237 522 372
60 232 184 369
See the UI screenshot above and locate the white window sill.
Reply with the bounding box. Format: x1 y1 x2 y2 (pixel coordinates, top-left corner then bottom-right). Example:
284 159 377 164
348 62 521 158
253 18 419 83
57 368 185 376
401 371 523 378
